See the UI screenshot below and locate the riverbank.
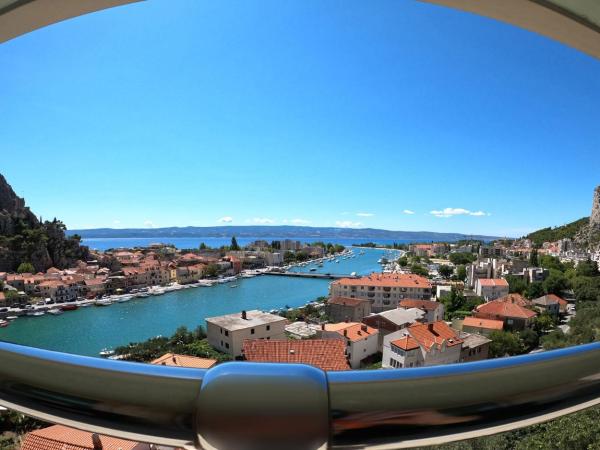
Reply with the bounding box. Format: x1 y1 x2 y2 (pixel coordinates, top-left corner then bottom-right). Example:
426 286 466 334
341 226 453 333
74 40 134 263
0 248 386 356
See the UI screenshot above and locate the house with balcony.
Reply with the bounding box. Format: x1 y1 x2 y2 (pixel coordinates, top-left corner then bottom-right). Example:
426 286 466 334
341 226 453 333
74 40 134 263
474 278 509 301
206 310 287 358
362 307 425 349
329 273 432 313
382 321 463 369
320 322 379 369
37 280 79 302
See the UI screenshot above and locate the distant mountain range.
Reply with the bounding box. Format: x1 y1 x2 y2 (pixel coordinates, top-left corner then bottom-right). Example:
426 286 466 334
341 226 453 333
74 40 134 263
67 225 500 242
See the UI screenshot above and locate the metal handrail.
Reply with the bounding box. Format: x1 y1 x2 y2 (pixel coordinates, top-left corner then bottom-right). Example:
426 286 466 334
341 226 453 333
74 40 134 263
1 340 600 449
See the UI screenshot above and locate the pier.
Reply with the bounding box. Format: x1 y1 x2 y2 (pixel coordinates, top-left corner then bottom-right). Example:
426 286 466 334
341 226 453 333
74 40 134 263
264 271 356 280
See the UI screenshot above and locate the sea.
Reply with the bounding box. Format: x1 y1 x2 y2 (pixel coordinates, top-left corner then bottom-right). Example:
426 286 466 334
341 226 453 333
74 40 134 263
80 237 415 251
0 247 395 357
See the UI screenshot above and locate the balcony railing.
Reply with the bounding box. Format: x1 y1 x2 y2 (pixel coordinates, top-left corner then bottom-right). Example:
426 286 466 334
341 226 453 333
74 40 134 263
1 340 600 449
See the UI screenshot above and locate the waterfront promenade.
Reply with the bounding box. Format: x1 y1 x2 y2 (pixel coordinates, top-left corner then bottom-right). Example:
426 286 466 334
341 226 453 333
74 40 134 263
0 248 388 357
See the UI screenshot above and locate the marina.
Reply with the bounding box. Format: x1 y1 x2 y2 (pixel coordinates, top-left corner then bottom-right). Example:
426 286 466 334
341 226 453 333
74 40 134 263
0 247 389 357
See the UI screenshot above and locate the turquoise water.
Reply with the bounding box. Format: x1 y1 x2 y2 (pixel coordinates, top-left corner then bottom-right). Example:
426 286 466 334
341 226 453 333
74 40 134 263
0 248 385 357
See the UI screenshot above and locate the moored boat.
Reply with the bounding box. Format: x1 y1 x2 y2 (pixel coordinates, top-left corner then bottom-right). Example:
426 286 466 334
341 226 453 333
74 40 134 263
61 304 78 311
48 308 63 315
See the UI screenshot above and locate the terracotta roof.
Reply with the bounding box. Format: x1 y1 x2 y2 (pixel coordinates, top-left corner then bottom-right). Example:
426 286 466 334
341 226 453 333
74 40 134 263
328 296 370 307
323 322 378 343
475 300 537 320
408 321 463 352
391 336 420 351
242 339 350 371
334 273 431 289
533 294 567 306
399 299 442 311
496 293 530 306
477 278 509 287
21 425 146 450
150 353 217 369
463 316 504 330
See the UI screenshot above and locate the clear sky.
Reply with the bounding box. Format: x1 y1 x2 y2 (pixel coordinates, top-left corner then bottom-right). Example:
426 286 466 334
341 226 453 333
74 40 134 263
1 0 599 237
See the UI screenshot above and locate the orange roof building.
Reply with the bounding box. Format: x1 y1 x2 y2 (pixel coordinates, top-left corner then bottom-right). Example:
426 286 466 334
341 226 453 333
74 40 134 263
321 322 379 369
21 425 148 450
474 299 537 330
330 273 432 313
462 316 505 335
150 352 217 369
384 321 463 369
242 339 350 371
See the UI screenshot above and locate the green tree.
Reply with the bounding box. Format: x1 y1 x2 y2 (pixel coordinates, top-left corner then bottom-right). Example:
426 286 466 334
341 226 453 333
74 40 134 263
576 258 599 277
533 313 555 334
489 331 524 358
519 328 539 352
204 264 220 278
230 236 240 251
454 265 467 281
506 275 527 295
199 242 207 250
410 264 429 277
529 249 539 267
398 256 408 267
525 282 545 299
438 265 453 279
449 252 477 265
16 262 35 274
543 269 568 295
539 255 565 272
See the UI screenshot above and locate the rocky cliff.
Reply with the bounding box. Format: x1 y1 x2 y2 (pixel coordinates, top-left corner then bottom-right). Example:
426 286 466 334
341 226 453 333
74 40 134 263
575 185 600 249
0 174 90 272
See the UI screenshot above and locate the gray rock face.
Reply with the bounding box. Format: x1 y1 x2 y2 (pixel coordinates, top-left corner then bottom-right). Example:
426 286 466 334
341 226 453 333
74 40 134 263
0 173 89 272
591 186 600 232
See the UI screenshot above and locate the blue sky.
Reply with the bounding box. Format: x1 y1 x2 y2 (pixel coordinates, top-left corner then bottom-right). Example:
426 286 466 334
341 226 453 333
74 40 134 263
1 0 599 237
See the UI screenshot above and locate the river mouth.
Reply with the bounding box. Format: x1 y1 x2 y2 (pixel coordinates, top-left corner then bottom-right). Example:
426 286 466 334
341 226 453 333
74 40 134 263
0 247 392 357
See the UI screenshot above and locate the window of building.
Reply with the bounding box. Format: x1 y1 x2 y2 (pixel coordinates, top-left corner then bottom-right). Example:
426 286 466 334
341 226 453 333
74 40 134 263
251 328 255 334
225 343 229 349
266 325 270 331
225 330 229 337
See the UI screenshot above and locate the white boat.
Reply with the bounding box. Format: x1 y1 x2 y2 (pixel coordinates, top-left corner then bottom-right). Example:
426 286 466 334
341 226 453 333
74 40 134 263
0 320 8 328
29 311 45 317
350 272 357 277
95 299 112 306
99 348 115 357
6 316 18 321
230 284 239 288
47 308 63 315
114 295 132 303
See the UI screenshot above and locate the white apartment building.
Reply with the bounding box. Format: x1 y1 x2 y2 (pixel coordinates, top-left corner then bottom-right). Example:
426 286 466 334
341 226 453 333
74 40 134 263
206 310 287 357
329 273 432 313
474 278 509 301
382 321 463 369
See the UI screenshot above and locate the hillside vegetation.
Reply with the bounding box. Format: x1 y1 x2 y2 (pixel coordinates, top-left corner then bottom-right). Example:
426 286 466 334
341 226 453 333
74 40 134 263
526 217 589 246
